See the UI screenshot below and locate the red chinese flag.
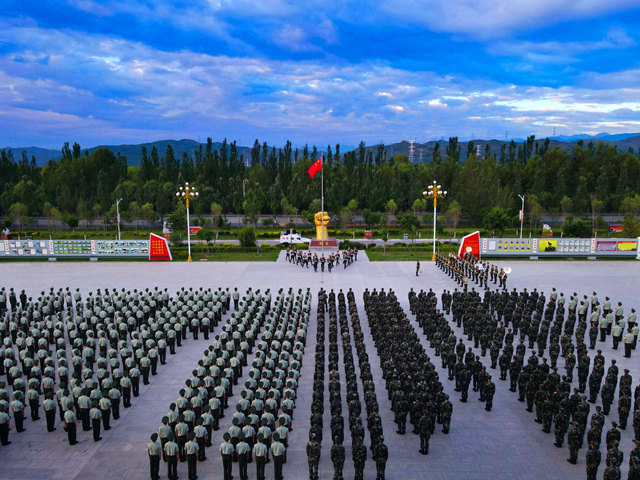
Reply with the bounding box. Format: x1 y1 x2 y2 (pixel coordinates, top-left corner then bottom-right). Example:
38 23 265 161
307 157 322 178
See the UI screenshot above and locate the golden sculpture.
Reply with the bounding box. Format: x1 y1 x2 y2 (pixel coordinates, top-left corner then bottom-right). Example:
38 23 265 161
314 211 330 241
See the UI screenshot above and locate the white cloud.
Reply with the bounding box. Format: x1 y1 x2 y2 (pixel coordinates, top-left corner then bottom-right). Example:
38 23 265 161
489 27 634 63
378 0 638 38
1 19 640 146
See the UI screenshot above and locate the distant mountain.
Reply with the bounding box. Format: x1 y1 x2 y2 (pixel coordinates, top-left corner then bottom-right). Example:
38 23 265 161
3 133 640 167
361 135 640 162
2 139 252 167
551 132 640 142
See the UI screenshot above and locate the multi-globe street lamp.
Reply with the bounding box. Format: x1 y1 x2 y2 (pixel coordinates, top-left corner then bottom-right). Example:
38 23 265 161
423 181 447 261
175 182 199 262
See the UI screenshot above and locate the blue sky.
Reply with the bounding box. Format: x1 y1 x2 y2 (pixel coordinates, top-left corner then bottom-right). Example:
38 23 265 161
1 0 640 148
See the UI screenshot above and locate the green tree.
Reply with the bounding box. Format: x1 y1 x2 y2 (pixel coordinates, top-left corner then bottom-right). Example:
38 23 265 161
483 207 510 235
562 216 590 237
347 199 358 237
444 200 462 238
141 202 157 229
560 196 573 217
622 213 640 237
411 198 427 216
527 194 544 236
399 212 420 244
210 202 222 245
166 205 187 243
9 202 28 233
238 226 256 249
362 209 381 230
201 228 214 254
65 213 79 229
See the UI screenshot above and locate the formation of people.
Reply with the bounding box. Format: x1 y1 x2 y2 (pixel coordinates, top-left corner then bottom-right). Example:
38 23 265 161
308 288 386 480
364 288 453 458
414 279 640 479
0 286 229 447
284 247 358 272
149 287 310 480
435 252 509 289
409 288 496 412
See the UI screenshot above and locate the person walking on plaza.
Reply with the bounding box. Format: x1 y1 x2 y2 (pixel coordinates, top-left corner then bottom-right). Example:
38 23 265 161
416 260 420 277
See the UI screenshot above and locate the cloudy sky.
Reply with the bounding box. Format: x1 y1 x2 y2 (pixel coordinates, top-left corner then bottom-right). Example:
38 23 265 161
2 0 640 148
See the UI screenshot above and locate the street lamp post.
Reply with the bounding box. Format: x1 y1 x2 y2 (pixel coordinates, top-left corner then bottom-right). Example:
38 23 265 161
518 194 525 239
423 180 447 261
116 198 123 241
176 182 199 262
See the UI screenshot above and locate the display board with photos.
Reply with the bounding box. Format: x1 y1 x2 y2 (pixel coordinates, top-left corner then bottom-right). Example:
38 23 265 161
1 239 150 258
481 237 639 257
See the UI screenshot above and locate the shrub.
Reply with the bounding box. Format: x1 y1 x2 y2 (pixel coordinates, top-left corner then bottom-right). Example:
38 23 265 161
238 227 256 248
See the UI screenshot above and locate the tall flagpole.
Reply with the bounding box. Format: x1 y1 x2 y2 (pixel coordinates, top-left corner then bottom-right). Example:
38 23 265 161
321 151 324 284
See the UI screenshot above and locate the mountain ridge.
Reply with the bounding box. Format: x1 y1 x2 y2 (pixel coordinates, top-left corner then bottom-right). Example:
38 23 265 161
3 133 640 166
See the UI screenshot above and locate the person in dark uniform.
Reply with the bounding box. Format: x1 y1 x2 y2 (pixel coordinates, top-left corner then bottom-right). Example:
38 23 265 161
416 260 420 277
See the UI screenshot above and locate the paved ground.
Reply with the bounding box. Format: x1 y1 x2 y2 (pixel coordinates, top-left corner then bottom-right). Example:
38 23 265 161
0 258 638 480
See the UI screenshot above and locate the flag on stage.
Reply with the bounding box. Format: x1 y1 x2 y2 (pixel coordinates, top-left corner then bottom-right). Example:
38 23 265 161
307 157 322 178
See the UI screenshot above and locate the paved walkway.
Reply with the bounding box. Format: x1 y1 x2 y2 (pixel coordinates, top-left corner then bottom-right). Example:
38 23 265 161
0 259 638 479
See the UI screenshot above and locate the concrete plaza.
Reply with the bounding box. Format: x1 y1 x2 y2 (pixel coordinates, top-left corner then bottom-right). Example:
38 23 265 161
0 257 638 480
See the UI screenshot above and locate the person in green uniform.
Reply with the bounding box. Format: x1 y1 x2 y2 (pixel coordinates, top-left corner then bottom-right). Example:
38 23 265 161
90 399 102 441
164 432 179 480
271 432 285 480
603 458 621 480
567 423 581 464
306 432 320 480
64 407 78 445
99 391 111 431
11 391 25 433
220 432 234 480
236 432 251 480
147 433 162 480
0 405 11 445
373 436 388 480
193 417 207 461
253 433 268 480
585 442 601 480
330 435 345 480
175 415 189 462
158 417 172 461
42 391 57 432
185 431 199 480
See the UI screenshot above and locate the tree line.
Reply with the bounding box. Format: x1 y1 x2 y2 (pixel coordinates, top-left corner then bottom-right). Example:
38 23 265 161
1 136 640 235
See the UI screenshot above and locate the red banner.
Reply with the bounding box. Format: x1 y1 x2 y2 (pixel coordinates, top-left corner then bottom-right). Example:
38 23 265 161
458 231 480 258
149 233 172 261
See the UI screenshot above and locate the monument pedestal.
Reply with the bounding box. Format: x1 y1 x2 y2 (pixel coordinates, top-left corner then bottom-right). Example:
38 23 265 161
309 238 339 253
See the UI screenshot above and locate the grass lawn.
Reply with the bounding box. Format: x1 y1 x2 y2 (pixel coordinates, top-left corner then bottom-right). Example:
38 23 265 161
175 250 280 262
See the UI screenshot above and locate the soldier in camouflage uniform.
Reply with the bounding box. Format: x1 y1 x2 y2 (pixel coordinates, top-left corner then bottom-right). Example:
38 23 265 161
352 436 367 480
373 436 387 480
585 442 601 480
306 432 320 480
418 410 431 455
330 435 345 480
567 423 582 464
